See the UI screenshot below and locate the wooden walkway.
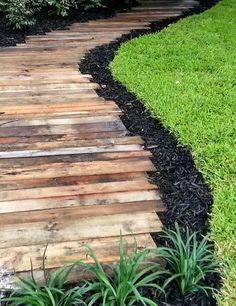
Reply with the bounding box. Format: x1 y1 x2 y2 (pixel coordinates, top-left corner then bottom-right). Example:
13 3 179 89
0 0 197 287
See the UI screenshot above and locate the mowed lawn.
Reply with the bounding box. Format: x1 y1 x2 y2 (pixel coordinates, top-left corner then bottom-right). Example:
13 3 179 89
111 0 236 304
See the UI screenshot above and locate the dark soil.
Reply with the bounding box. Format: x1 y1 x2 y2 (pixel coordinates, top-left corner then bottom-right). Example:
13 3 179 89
79 0 222 305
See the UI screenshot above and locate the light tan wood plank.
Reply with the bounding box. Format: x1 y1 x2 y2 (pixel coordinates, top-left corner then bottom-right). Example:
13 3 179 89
0 190 161 213
0 136 142 151
0 144 143 159
0 121 126 137
0 200 163 225
0 212 162 248
0 171 146 190
0 158 155 181
0 234 156 272
0 178 156 201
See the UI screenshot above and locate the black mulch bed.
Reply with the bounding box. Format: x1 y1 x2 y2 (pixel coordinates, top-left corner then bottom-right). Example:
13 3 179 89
79 0 222 305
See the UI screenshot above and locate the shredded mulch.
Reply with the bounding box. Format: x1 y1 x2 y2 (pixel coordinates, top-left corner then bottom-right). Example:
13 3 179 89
79 0 221 305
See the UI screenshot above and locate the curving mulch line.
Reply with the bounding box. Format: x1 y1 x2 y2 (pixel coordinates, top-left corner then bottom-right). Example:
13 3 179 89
80 1 221 305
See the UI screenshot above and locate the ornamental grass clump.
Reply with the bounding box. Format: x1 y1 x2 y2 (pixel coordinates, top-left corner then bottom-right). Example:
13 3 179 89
156 224 218 296
3 248 86 306
79 236 168 306
2 231 219 305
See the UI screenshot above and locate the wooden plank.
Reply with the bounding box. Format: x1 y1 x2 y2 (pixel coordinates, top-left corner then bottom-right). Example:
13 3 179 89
132 6 196 11
0 172 146 191
105 12 181 20
0 55 80 61
0 136 142 151
0 150 148 168
0 109 121 118
0 57 83 65
0 49 86 58
138 0 197 4
0 190 161 213
14 251 159 288
0 179 156 201
0 62 77 71
0 131 128 146
0 138 142 151
0 67 79 74
0 121 126 137
0 115 121 128
0 88 99 98
0 103 119 115
0 98 107 107
0 200 163 225
23 38 115 45
71 21 148 27
1 110 122 120
0 95 102 104
0 45 88 52
0 212 162 248
45 32 132 37
0 73 90 80
0 77 92 86
0 82 98 92
116 11 183 16
0 151 149 169
0 115 121 127
0 144 143 159
0 158 155 181
16 40 114 48
0 234 156 272
27 33 126 41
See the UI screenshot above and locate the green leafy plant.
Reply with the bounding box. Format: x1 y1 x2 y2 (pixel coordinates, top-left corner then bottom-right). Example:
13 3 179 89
3 247 86 306
0 0 134 29
0 0 36 29
0 0 102 29
47 0 71 16
77 0 104 10
155 224 218 296
77 235 167 306
1 232 219 305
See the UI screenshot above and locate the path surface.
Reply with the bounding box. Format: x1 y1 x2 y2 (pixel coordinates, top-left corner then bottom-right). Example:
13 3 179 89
0 0 197 287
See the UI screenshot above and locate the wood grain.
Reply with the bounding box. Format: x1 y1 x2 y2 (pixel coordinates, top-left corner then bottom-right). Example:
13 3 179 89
0 0 197 287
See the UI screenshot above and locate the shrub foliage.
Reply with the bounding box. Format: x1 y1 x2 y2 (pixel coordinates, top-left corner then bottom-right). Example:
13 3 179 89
0 0 133 29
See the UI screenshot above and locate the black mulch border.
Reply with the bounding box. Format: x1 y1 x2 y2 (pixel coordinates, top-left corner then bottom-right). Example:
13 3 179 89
79 1 222 305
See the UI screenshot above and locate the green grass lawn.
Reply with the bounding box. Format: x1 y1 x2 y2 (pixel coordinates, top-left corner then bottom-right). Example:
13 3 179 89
111 0 236 304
